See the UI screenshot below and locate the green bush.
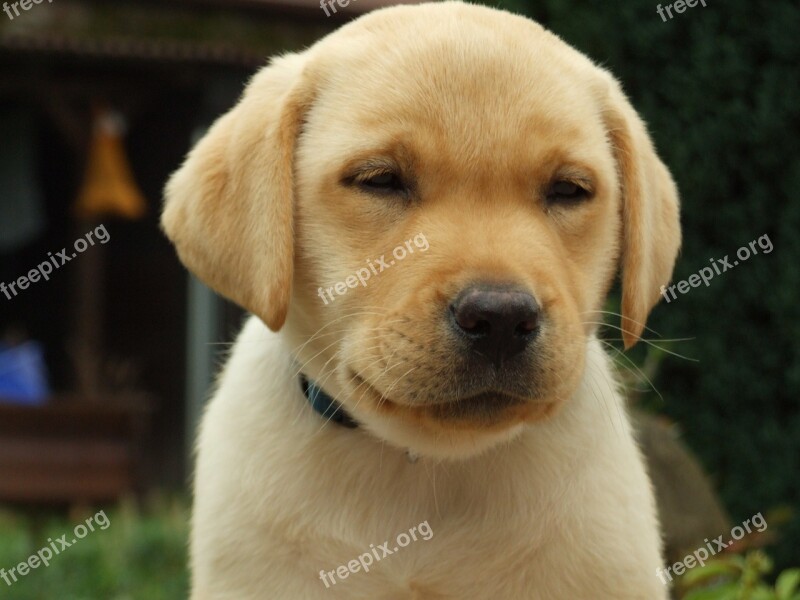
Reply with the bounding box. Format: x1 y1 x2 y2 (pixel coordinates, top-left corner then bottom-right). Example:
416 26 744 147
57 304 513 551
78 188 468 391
678 551 800 600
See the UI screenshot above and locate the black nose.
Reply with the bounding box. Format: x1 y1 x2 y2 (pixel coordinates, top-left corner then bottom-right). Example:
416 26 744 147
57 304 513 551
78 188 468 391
450 284 540 366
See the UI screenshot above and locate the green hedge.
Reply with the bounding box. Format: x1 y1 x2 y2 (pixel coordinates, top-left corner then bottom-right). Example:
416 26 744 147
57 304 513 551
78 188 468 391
490 0 800 570
0 499 188 599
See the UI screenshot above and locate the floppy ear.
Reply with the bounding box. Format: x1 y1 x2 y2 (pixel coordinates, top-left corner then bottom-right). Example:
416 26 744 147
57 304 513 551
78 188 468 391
162 53 311 331
601 75 681 349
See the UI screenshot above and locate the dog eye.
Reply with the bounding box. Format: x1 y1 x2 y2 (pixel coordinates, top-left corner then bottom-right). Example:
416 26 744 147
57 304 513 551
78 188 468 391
359 171 406 194
546 180 590 203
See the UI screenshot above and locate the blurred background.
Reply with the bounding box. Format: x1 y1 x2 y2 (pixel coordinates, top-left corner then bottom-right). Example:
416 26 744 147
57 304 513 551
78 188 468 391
0 0 797 598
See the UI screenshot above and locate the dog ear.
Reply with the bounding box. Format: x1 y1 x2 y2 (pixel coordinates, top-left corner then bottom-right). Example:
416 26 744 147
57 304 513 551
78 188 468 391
162 54 311 331
601 75 681 349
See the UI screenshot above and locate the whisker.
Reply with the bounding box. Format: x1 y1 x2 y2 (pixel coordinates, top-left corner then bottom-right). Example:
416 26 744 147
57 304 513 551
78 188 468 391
583 360 623 437
599 339 664 404
584 321 698 362
601 337 695 343
291 309 389 354
311 354 388 434
376 365 418 408
292 321 405 378
581 310 663 337
312 343 387 396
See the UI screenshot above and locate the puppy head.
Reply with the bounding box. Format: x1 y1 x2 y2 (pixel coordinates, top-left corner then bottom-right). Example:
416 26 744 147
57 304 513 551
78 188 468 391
162 2 680 459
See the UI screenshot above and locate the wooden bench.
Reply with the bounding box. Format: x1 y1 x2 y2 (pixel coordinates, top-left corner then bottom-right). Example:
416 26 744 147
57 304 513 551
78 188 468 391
0 395 151 505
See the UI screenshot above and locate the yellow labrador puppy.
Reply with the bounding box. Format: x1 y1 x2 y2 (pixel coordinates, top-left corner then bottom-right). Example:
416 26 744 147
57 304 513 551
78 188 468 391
163 2 680 598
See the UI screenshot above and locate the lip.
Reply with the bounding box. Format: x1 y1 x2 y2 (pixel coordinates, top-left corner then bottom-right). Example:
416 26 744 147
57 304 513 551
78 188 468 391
428 391 526 421
348 370 545 426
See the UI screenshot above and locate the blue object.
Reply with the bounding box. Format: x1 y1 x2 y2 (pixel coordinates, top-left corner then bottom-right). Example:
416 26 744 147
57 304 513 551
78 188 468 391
0 342 49 405
300 375 358 428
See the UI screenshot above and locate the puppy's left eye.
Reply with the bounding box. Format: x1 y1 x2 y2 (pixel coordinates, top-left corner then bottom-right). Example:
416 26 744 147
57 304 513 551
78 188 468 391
546 180 590 203
351 170 409 197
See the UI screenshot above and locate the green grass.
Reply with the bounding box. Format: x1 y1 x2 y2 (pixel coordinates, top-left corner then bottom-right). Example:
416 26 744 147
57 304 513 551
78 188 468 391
0 496 189 600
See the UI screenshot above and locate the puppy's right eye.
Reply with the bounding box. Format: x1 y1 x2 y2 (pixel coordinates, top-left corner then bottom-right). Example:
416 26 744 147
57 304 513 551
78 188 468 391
360 172 405 192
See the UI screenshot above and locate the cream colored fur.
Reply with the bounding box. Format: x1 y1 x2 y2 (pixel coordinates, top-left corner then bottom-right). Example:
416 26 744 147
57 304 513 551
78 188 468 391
192 322 666 599
163 3 680 598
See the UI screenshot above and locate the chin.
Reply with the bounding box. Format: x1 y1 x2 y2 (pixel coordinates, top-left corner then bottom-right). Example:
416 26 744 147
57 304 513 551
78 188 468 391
359 413 529 460
346 392 560 460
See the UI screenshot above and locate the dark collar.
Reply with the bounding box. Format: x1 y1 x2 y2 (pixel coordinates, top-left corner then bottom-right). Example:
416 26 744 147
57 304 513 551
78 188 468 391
300 375 359 429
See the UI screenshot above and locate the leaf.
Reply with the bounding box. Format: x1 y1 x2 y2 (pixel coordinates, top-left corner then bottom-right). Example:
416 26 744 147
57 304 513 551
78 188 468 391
681 561 741 587
683 582 740 600
776 569 800 600
749 584 778 600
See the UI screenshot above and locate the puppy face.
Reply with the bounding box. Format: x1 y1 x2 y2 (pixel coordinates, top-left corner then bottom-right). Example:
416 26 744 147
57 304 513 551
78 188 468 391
162 2 680 458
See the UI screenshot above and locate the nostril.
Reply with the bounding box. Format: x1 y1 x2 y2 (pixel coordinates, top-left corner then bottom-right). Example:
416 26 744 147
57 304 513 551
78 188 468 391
451 305 490 335
461 318 491 336
515 318 539 336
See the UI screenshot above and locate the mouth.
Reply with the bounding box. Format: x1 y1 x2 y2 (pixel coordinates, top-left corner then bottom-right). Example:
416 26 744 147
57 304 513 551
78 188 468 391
348 370 553 428
428 391 526 421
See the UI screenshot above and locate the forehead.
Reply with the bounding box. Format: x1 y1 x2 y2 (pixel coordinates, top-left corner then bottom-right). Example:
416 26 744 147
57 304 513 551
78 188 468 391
301 8 611 176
